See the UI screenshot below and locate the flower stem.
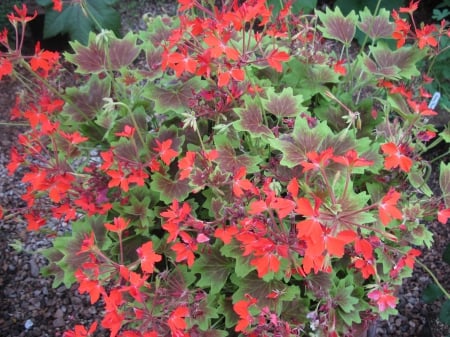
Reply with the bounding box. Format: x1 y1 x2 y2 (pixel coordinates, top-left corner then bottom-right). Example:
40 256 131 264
415 258 450 299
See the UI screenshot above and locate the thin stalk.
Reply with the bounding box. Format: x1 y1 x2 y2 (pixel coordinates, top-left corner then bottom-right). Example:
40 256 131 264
357 0 382 57
429 148 450 164
415 258 450 299
113 101 146 148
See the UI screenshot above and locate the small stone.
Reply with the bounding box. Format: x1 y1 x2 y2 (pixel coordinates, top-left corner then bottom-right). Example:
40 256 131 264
29 260 40 277
54 308 64 318
24 319 33 330
52 317 66 328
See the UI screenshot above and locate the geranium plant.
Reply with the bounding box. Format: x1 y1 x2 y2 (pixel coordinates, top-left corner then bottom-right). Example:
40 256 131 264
1 0 450 336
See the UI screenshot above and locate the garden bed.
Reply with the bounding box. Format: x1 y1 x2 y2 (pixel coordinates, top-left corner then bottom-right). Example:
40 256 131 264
0 1 449 336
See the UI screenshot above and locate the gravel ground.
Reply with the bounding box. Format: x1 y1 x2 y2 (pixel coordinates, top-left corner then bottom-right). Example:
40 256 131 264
1 1 449 337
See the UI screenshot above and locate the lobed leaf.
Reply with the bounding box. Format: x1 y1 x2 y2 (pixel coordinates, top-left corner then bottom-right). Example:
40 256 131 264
317 7 358 46
150 172 191 204
357 7 394 41
440 162 450 208
263 87 306 118
108 32 141 70
64 76 111 122
66 33 106 73
191 243 234 295
234 100 274 138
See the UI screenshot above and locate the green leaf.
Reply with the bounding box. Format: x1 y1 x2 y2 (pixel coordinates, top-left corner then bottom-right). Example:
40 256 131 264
65 32 140 72
440 162 450 208
218 294 238 329
39 247 65 288
410 223 434 249
440 127 450 144
42 0 120 44
263 87 306 118
316 7 358 46
375 247 394 275
357 7 394 42
282 60 340 99
365 43 427 80
443 243 450 265
191 243 234 295
233 99 274 138
192 294 220 331
64 75 111 122
42 227 94 288
65 33 106 73
220 241 255 278
108 32 141 69
335 0 404 16
270 0 317 16
143 77 205 115
231 272 300 308
408 164 433 197
271 117 333 168
422 283 444 304
214 134 261 174
36 0 53 6
332 278 359 314
150 172 191 204
439 300 450 325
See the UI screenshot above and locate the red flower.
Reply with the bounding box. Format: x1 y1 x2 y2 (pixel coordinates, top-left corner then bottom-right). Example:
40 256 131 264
233 296 257 332
165 49 197 77
438 207 450 224
381 142 413 173
178 0 195 11
232 167 257 197
332 149 374 167
214 225 239 244
75 268 103 304
378 188 403 226
63 322 98 337
101 310 124 337
391 10 410 48
52 0 63 12
105 217 130 233
300 148 334 172
399 0 419 15
60 131 89 144
137 241 162 274
7 4 37 24
168 306 190 336
204 32 240 60
29 42 60 78
107 165 131 192
333 59 347 75
0 57 13 80
266 50 290 72
295 196 323 243
416 24 438 49
172 232 198 267
115 125 136 138
153 138 178 165
24 212 46 231
178 151 196 180
368 287 398 312
407 99 437 116
354 257 376 279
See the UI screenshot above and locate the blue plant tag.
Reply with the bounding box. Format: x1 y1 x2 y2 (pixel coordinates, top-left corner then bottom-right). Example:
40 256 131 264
428 92 441 110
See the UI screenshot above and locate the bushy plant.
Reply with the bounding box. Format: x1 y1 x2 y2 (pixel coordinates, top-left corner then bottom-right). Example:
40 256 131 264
1 1 450 336
36 0 121 44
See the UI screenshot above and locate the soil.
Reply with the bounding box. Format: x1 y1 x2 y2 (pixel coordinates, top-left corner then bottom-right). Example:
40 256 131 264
0 1 449 337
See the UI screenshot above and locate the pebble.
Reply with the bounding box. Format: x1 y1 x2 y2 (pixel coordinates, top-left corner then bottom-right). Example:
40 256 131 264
52 317 66 328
